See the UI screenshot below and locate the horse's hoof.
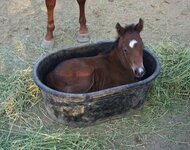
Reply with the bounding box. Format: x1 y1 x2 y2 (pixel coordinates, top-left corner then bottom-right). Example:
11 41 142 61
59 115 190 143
77 33 90 43
41 38 54 49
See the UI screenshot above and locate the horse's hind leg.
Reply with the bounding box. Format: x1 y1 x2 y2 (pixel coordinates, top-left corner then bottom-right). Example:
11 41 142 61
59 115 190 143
64 73 94 93
41 0 56 49
76 0 90 43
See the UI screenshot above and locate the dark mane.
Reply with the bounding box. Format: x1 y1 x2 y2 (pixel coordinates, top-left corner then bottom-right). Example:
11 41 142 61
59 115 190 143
123 24 136 32
115 24 136 45
102 24 136 54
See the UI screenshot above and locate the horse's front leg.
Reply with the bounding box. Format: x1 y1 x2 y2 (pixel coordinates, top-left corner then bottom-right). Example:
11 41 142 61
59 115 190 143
76 0 90 43
41 0 56 49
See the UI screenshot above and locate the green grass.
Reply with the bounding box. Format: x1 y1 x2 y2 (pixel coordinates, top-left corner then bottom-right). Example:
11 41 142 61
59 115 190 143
0 129 100 149
0 40 190 149
147 41 190 107
0 68 102 150
0 68 39 116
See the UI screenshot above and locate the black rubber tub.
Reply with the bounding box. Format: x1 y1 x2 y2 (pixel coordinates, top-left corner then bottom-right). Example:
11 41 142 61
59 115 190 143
33 41 160 127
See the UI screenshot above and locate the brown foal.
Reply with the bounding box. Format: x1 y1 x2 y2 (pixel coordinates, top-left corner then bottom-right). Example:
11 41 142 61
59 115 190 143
46 19 145 93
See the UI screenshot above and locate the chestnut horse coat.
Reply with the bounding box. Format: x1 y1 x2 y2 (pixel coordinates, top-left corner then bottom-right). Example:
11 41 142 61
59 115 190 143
46 49 134 93
46 19 145 93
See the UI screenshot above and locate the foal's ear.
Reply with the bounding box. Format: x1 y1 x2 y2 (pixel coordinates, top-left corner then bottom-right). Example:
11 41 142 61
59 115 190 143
116 23 125 36
135 18 144 33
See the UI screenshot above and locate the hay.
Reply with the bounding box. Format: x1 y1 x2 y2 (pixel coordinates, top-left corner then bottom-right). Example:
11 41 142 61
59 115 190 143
0 67 40 118
0 40 190 149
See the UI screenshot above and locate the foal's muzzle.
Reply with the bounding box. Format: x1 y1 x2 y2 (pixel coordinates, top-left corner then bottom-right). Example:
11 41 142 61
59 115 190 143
134 67 145 78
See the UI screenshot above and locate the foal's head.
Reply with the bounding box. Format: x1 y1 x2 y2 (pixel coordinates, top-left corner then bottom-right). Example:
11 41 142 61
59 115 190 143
115 18 145 78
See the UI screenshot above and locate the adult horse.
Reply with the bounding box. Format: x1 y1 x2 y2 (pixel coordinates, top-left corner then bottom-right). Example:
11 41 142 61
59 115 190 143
46 19 145 93
41 0 90 49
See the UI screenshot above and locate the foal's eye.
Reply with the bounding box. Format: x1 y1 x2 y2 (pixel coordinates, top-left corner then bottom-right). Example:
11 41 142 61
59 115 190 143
124 48 128 52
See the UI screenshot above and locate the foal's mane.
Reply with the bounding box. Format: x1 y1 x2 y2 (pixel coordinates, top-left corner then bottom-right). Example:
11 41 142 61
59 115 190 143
115 24 136 45
112 24 135 48
101 24 136 54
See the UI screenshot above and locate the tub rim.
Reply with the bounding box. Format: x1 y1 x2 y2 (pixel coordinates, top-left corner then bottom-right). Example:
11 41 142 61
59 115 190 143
33 41 161 99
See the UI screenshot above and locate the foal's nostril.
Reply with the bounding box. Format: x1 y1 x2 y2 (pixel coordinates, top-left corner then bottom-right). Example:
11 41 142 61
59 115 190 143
134 67 145 78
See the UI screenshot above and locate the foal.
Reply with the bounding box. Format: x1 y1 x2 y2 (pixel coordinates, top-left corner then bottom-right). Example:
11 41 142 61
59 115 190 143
46 19 145 93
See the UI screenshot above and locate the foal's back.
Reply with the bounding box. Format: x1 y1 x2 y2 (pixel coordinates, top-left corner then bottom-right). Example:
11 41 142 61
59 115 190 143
46 53 134 93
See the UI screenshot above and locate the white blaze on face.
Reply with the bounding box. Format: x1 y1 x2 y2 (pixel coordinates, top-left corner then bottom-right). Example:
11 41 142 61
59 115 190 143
129 39 138 48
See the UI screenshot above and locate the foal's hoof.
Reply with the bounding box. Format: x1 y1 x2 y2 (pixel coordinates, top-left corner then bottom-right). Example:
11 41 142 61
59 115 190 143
77 34 90 43
41 38 54 49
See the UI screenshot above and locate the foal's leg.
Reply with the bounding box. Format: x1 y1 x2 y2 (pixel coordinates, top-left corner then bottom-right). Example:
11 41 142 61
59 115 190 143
76 0 90 43
41 0 56 49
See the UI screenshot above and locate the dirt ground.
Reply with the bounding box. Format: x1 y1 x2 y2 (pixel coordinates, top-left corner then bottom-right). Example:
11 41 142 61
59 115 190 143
1 0 190 73
1 0 190 49
0 0 190 149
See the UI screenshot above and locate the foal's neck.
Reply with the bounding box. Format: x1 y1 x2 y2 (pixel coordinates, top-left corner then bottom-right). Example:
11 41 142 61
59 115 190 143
107 46 131 70
108 46 121 63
